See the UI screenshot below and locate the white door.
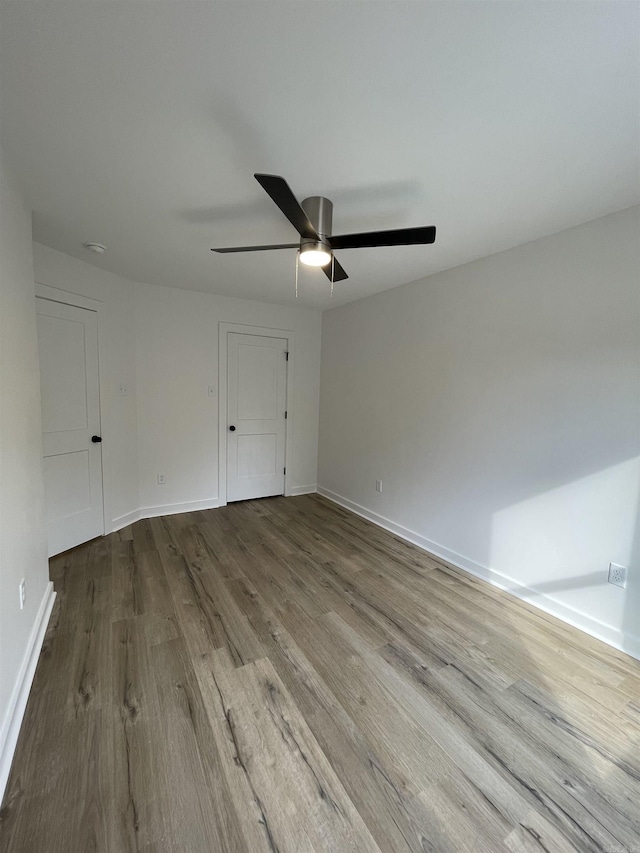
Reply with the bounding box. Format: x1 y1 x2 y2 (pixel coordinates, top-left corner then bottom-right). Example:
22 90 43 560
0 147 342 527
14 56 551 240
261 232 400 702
226 333 287 502
36 299 104 556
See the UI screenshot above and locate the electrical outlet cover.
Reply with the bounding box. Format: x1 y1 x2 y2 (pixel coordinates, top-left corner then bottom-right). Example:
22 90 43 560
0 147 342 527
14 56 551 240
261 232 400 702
608 562 627 589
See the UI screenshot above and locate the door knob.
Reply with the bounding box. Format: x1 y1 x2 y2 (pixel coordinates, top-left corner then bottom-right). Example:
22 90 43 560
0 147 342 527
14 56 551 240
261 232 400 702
229 425 236 432
91 435 102 443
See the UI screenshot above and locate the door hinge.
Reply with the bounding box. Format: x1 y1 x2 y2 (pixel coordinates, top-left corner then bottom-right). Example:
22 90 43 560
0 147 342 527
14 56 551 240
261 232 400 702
283 467 286 475
285 351 289 361
284 410 288 419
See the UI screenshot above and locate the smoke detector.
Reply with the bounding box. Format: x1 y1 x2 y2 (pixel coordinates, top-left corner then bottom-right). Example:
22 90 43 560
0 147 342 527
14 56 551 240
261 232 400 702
83 242 106 254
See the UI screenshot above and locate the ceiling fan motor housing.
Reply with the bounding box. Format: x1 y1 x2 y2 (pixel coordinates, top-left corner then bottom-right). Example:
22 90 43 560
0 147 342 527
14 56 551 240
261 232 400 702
299 196 333 262
301 196 333 237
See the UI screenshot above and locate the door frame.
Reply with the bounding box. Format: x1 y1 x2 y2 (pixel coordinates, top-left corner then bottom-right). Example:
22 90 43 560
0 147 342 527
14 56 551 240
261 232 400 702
218 322 294 507
35 284 107 540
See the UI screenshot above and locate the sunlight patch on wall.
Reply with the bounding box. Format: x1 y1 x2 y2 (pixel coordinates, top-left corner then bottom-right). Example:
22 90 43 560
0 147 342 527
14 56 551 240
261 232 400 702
489 457 639 634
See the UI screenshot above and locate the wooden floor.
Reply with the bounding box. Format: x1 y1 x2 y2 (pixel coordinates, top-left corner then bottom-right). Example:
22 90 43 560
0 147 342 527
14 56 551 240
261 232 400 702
1 495 639 852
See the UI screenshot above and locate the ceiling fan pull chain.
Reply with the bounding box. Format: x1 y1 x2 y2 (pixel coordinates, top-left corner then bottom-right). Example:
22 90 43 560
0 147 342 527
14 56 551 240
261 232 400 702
295 249 299 298
331 255 334 298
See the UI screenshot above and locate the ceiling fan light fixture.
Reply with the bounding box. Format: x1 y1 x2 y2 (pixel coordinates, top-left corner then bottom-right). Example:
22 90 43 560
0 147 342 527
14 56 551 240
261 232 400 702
299 241 332 267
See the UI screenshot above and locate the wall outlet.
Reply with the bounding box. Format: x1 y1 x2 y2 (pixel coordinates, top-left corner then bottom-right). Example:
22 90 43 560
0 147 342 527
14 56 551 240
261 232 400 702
608 562 627 589
375 479 383 493
119 383 128 396
157 473 166 485
19 579 26 610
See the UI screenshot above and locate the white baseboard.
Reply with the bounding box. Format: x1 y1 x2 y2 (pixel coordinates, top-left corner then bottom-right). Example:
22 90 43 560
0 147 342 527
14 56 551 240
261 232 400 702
139 498 220 520
289 484 317 496
0 581 56 804
108 483 318 533
317 487 640 661
111 489 319 533
110 508 141 532
111 498 221 533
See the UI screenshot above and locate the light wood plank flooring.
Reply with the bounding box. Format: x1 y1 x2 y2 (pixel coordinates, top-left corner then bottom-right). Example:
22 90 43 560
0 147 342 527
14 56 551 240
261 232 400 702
1 494 639 852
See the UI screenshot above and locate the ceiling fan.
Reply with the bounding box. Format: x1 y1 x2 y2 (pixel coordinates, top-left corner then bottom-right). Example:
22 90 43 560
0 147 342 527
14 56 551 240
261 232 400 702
211 173 436 287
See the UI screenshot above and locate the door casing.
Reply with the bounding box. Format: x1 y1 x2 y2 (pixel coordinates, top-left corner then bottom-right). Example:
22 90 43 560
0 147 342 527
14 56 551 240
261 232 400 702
218 322 294 507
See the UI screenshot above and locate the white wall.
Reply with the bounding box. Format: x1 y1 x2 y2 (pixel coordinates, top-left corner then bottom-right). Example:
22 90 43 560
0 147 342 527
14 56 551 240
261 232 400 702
0 146 52 798
135 282 321 515
319 206 640 657
33 244 321 530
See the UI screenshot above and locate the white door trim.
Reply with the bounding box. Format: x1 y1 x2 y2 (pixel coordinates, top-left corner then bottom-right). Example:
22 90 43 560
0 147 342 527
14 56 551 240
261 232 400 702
35 283 108 539
218 322 294 507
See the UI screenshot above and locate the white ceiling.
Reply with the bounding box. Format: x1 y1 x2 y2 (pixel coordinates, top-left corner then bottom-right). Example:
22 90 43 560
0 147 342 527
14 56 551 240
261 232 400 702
1 2 638 310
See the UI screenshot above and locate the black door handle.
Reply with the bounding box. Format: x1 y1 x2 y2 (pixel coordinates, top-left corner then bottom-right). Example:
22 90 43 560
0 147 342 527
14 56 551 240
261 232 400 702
91 435 102 443
229 425 236 432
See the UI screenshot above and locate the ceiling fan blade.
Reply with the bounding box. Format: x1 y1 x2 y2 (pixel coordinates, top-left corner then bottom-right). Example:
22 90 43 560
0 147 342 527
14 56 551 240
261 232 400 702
322 256 349 282
211 243 299 253
254 173 318 239
329 225 436 250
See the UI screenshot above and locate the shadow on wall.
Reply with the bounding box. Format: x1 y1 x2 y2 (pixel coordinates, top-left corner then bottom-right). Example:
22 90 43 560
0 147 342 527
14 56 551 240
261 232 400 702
489 456 640 656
